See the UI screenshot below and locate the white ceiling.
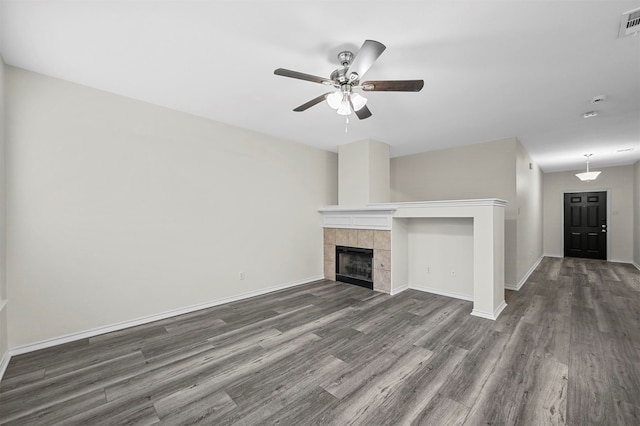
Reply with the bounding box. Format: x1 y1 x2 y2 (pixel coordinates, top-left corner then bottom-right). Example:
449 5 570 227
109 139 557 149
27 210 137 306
1 0 639 172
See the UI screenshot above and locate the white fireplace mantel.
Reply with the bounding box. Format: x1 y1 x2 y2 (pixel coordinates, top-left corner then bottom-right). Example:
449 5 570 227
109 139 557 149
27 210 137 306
318 205 396 230
318 199 507 230
319 199 508 320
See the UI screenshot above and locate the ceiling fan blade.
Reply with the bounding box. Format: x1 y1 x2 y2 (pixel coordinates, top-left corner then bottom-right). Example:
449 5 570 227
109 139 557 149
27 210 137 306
346 40 386 81
361 80 424 92
293 93 331 112
274 68 333 85
354 105 372 120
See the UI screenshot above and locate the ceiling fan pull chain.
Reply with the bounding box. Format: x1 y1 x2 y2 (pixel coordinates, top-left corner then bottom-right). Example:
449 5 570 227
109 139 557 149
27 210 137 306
345 116 349 133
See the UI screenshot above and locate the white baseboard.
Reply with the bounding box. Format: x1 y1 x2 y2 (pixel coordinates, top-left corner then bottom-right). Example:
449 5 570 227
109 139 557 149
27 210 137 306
0 350 10 382
0 300 8 381
505 255 544 291
471 300 507 321
609 258 634 264
409 284 473 302
543 253 563 258
609 259 640 271
390 284 409 295
6 275 323 359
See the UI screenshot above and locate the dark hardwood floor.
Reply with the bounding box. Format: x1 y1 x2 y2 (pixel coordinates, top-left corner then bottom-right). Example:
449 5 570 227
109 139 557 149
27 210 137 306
1 257 639 425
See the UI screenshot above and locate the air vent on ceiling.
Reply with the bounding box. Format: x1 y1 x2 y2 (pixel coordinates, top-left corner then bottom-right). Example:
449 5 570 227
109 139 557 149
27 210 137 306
619 7 640 38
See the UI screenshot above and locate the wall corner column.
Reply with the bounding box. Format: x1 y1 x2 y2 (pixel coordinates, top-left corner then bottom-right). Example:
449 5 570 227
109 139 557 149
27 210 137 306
470 205 506 320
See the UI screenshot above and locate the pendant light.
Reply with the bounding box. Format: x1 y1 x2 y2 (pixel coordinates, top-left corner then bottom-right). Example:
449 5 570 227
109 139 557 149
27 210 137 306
575 154 601 181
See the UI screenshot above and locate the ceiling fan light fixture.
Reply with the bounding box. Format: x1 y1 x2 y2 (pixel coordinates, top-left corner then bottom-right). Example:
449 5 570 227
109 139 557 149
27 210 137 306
327 91 342 109
575 154 601 181
336 99 352 116
350 92 367 111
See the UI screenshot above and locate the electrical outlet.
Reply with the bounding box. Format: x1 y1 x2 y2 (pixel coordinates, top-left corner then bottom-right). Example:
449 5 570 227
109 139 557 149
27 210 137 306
450 270 456 277
239 272 245 280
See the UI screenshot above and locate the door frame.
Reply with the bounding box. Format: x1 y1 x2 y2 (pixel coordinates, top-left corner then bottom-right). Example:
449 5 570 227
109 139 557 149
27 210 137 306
560 188 611 261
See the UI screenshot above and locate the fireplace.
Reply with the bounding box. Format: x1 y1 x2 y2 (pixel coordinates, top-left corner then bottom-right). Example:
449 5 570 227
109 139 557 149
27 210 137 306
335 246 374 289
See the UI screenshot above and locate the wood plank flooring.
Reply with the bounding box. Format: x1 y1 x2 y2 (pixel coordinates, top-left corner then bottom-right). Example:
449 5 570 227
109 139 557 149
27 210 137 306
1 257 639 425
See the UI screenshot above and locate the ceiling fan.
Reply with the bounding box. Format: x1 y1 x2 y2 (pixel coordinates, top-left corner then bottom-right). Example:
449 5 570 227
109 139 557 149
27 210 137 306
274 40 424 120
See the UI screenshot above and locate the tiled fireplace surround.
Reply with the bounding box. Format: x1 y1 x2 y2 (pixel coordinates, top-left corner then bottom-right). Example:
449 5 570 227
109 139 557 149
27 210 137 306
323 228 391 293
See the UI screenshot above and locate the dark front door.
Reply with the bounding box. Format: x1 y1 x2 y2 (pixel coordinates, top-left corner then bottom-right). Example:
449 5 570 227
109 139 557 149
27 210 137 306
564 191 607 259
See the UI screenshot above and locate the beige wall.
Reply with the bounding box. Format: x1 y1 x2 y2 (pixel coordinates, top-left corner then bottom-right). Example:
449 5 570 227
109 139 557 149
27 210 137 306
390 138 516 203
5 67 338 348
338 139 390 206
635 161 640 266
516 141 543 281
0 57 7 360
407 218 474 299
543 165 635 262
369 140 390 204
390 137 542 288
339 140 370 206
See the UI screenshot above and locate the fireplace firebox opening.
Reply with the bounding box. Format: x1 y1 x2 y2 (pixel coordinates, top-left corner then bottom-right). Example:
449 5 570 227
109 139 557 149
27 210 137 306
335 245 374 290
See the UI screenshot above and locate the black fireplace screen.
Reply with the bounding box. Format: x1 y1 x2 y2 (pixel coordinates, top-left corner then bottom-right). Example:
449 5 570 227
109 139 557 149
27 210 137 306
335 246 373 289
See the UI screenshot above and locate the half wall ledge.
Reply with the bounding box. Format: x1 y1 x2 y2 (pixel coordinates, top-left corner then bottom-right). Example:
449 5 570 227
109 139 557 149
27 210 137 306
319 199 508 320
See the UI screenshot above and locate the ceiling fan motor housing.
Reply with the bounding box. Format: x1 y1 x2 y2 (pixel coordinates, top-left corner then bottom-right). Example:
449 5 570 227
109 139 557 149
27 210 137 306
333 51 360 84
330 67 350 84
338 51 353 67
